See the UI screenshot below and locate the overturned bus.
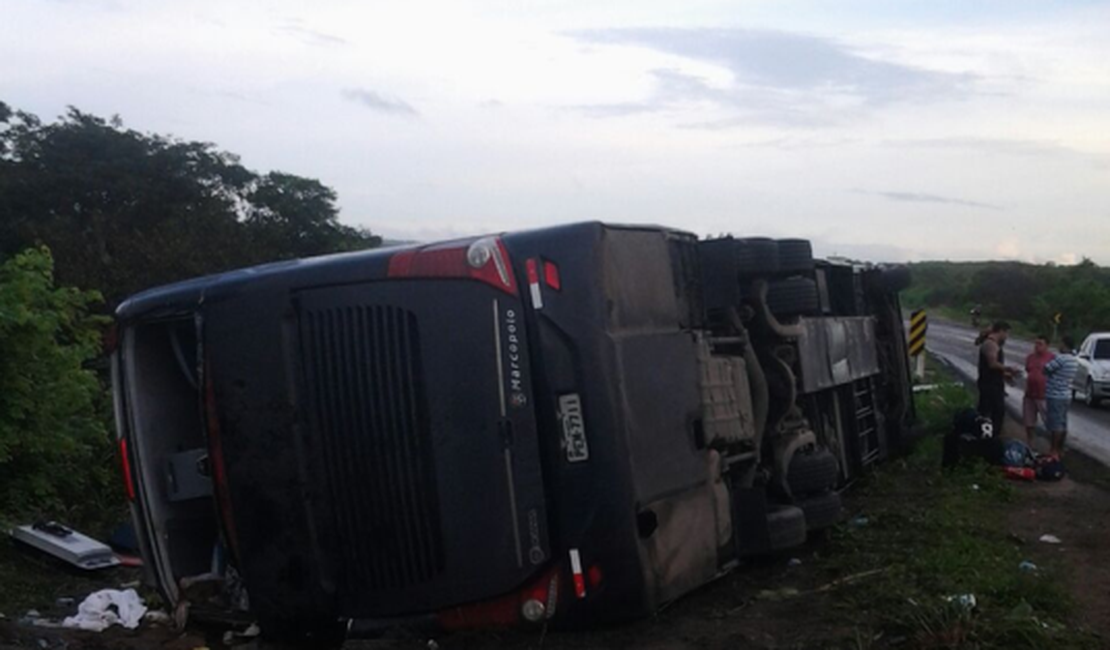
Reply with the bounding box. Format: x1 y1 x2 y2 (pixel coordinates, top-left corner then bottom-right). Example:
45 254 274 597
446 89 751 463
111 222 914 641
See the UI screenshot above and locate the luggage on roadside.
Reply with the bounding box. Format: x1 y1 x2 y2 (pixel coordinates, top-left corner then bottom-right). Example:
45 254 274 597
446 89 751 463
1003 466 1036 481
943 408 1001 467
942 409 1065 481
1035 455 1066 481
1001 439 1035 468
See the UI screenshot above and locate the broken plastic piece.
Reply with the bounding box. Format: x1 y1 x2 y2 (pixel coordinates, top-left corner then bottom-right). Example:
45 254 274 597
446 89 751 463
9 523 120 571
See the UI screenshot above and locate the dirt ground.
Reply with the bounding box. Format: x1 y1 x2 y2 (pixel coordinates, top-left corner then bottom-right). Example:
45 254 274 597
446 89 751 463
4 416 1109 650
1002 435 1110 640
1 538 854 650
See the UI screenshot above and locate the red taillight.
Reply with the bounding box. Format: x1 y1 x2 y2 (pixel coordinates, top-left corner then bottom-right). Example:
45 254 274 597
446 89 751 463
438 567 561 630
388 237 518 295
204 362 241 559
587 564 603 589
543 261 561 291
118 438 136 502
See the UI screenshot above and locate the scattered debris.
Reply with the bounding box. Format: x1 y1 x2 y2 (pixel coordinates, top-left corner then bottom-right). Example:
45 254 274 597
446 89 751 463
17 609 62 628
749 569 889 606
812 569 888 594
54 597 75 609
971 484 980 491
9 522 120 570
143 610 173 626
427 640 441 650
1019 560 1039 573
62 588 148 632
756 587 800 601
912 384 939 393
116 554 144 568
1039 534 1063 545
944 594 978 610
787 558 802 567
850 516 869 527
223 623 262 646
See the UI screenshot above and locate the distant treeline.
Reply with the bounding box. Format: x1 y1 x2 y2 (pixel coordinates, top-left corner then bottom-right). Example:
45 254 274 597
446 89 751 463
903 260 1110 340
0 101 381 308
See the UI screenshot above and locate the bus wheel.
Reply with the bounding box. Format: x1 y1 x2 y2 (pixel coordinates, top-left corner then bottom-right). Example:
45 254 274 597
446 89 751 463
767 505 807 551
787 448 839 496
797 491 843 531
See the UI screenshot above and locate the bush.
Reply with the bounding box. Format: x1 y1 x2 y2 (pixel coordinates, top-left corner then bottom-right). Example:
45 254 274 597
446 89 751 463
0 247 119 526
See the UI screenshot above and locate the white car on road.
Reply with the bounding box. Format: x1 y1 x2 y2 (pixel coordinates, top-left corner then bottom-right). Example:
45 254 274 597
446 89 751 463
1073 332 1110 407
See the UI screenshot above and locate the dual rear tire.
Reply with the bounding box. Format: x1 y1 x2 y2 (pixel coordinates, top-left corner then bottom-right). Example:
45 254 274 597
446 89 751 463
733 237 816 279
786 448 843 533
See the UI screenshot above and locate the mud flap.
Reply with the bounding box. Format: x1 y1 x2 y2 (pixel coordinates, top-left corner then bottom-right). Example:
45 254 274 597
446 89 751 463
730 486 771 556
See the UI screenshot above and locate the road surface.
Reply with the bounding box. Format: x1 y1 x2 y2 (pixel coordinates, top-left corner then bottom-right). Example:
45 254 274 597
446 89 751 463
925 320 1110 465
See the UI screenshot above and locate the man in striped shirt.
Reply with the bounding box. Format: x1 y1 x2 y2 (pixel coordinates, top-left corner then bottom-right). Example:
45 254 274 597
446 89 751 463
1044 335 1080 457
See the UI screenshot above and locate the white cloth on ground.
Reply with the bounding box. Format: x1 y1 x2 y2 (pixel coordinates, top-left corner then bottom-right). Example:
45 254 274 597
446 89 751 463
62 588 148 632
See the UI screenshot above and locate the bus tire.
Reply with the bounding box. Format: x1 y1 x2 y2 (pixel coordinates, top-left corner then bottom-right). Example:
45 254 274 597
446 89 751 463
736 238 780 277
787 448 840 496
797 491 843 531
767 505 807 551
776 239 814 274
767 277 820 316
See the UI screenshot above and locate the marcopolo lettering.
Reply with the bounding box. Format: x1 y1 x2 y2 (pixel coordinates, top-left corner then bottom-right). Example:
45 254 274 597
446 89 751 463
504 308 527 406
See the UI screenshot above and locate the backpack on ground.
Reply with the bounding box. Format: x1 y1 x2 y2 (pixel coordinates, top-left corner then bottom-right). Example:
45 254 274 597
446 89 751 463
1035 455 1066 481
943 408 1001 467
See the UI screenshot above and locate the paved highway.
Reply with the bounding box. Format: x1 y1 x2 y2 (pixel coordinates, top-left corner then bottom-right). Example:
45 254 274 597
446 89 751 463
925 319 1110 466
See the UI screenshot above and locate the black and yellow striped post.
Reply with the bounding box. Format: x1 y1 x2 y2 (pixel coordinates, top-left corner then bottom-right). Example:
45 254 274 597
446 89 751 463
909 309 927 378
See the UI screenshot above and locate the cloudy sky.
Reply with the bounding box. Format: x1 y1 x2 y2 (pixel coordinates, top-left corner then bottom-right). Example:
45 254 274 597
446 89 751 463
3 0 1109 263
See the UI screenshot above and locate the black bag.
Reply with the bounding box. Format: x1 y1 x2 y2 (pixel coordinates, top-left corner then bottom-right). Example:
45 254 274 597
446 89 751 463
943 408 1002 467
1035 456 1066 481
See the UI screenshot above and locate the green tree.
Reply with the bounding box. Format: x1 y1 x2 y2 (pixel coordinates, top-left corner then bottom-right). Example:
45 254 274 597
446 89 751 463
0 247 115 523
966 263 1042 322
246 172 381 257
0 102 379 306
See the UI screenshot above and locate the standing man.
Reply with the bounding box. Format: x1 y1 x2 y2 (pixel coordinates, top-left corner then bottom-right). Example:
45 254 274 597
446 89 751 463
1044 335 1080 457
978 321 1018 438
1023 335 1055 447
